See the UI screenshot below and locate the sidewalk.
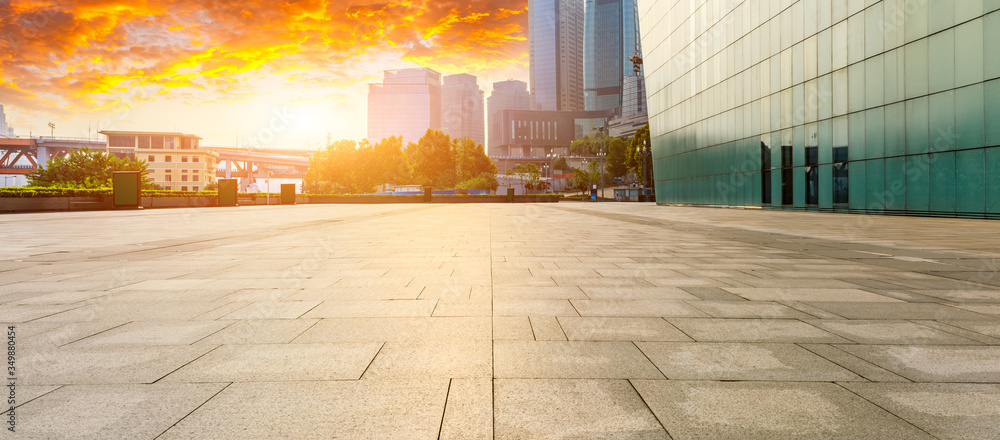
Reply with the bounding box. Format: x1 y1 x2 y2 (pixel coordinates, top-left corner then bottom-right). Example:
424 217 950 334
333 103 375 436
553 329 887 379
2 203 998 439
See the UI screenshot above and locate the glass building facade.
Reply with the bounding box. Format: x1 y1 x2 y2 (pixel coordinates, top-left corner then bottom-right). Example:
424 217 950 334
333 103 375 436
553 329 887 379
530 0 586 111
585 0 649 118
367 68 442 146
639 0 1000 217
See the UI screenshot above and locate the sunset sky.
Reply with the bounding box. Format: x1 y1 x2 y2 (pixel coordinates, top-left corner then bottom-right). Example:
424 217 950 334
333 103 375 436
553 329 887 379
0 0 529 148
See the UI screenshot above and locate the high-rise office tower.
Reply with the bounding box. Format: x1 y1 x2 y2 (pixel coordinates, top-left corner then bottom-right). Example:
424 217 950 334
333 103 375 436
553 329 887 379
441 74 485 147
0 105 11 137
367 68 442 146
487 80 532 155
584 0 647 118
529 0 585 112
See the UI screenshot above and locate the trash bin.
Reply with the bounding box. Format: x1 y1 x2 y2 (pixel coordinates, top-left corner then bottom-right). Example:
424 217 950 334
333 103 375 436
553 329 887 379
424 188 432 203
507 187 515 202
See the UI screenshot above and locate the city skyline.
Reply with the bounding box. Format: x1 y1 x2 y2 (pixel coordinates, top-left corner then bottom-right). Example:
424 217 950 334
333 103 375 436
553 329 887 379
0 1 531 147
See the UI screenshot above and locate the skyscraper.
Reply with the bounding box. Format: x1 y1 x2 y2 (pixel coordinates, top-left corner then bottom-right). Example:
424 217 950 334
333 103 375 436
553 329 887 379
0 105 12 137
441 74 485 147
487 80 531 155
367 68 442 146
584 0 647 118
529 0 585 112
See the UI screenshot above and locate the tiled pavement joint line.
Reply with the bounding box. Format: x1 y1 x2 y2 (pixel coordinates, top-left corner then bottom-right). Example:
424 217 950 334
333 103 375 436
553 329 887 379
293 301 324 319
153 382 233 440
911 320 1000 344
831 382 942 440
436 378 453 440
13 385 63 409
777 301 848 320
286 318 323 344
796 344 911 383
20 303 89 323
58 321 132 347
189 321 238 345
661 317 698 342
627 379 673 439
489 206 497 439
151 345 224 384
357 342 386 381
632 341 668 380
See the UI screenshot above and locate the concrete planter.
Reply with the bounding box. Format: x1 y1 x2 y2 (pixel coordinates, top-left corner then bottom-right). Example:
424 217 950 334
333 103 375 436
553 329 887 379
303 196 424 204
0 196 113 213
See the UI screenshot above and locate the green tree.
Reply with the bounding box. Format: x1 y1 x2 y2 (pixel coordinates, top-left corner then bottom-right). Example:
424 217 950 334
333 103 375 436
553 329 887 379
521 163 542 193
570 167 593 193
552 156 570 173
455 172 499 192
453 137 497 183
26 147 157 189
606 137 629 179
627 124 652 184
409 129 456 188
372 136 411 184
304 139 378 194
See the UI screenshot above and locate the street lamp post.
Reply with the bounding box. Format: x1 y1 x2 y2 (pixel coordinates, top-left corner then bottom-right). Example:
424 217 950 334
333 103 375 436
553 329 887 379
597 124 607 201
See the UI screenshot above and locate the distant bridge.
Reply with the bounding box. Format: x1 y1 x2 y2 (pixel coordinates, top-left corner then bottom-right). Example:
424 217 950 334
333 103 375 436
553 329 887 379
0 137 106 173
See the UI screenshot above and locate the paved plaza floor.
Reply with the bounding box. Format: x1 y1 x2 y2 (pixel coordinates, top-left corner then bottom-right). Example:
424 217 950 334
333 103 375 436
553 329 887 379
2 203 1000 439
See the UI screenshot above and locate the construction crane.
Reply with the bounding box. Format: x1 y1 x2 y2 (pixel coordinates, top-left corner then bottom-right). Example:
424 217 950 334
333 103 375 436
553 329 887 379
629 51 643 74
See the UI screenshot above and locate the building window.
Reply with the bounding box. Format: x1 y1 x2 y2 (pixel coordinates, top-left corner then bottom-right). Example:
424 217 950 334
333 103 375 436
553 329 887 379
181 186 187 191
192 186 198 191
193 170 199 175
164 175 171 182
109 135 134 148
192 156 199 163
833 147 849 205
164 156 172 162
181 156 188 162
181 175 188 182
138 136 151 149
164 137 175 149
182 137 194 149
151 136 164 149
805 147 818 206
760 139 772 205
781 145 793 206
147 155 155 162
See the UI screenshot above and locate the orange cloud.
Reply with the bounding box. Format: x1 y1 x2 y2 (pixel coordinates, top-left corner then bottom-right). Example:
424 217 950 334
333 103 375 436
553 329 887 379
0 0 529 112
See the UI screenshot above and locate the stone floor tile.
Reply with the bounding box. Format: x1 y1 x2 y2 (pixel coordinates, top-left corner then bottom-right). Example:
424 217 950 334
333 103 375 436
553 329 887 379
494 379 668 439
840 382 1000 440
70 321 231 346
20 345 216 385
293 317 491 342
158 380 449 439
668 318 850 343
364 340 491 379
440 378 493 440
725 288 903 302
687 300 816 319
161 343 382 382
636 342 861 381
632 380 934 440
835 345 1000 382
570 300 709 317
494 341 664 379
493 299 579 316
300 299 437 318
806 320 981 345
558 317 692 342
14 383 227 440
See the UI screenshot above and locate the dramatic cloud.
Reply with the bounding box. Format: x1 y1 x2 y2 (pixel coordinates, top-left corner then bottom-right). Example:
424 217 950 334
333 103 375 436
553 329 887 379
0 0 528 142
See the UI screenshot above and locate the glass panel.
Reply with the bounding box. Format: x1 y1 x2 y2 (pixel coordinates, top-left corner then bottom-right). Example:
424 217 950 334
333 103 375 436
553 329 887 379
987 79 1000 146
955 19 985 87
849 111 866 161
884 156 907 210
833 68 848 116
761 135 772 204
782 145 794 206
818 28 833 76
906 154 930 211
929 91 956 152
805 35 818 81
833 148 849 205
806 145 819 205
883 0 905 50
818 74 833 120
818 0 833 30
987 12 1000 80
929 151 956 212
819 163 833 207
987 146 1000 214
832 21 848 71
956 149 986 213
848 62 866 113
866 54 885 108
867 159 886 210
848 13 865 65
906 96 930 155
956 0 984 22
928 0 955 34
904 0 929 43
905 39 929 99
956 84 986 150
928 29 955 94
805 79 819 122
866 107 885 159
849 159 866 209
793 42 804 86
883 48 905 104
865 3 884 58
819 118 833 163
885 102 906 156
